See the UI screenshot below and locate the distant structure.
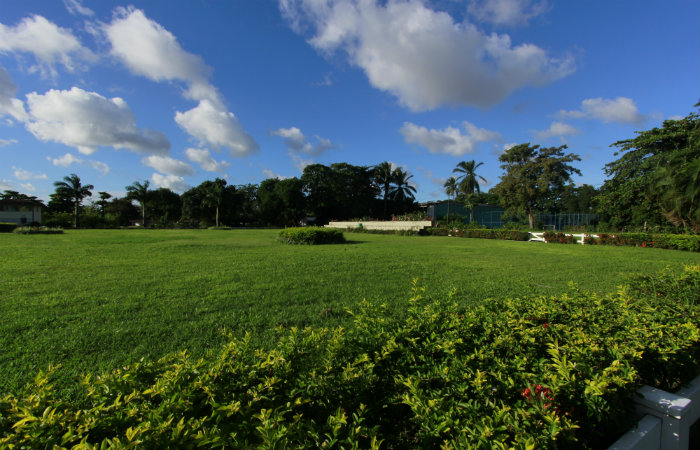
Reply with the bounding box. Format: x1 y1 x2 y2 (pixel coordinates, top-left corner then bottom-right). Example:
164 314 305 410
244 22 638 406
0 198 44 225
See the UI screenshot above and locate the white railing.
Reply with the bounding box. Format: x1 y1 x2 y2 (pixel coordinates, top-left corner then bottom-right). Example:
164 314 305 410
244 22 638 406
529 232 598 245
325 221 433 231
609 375 700 450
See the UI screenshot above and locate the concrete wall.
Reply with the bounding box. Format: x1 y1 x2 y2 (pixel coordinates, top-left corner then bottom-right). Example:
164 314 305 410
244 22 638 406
326 221 433 231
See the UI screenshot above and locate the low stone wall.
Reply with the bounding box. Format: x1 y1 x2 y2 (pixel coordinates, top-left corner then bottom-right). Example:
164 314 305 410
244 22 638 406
325 221 433 231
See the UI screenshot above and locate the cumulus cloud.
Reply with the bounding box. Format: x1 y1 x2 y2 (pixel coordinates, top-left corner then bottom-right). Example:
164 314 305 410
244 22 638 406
289 151 314 172
151 173 188 192
271 126 338 156
0 66 28 122
49 153 110 175
175 100 258 157
261 168 290 180
0 179 14 190
467 0 549 27
558 97 645 124
24 87 170 155
400 121 501 156
416 166 446 187
279 0 574 110
535 121 579 140
0 15 90 76
185 148 230 172
104 7 217 103
142 155 195 176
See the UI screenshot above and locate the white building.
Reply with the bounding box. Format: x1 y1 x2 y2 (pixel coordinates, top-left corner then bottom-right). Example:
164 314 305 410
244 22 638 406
0 199 43 225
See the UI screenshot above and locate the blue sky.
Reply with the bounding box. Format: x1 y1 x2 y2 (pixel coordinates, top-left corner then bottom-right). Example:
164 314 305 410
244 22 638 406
1 0 698 203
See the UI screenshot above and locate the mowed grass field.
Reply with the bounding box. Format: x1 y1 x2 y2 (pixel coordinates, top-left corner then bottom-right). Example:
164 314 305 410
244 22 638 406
2 229 699 397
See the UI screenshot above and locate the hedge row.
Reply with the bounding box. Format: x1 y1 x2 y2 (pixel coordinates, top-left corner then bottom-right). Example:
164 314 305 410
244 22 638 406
2 267 698 449
585 233 700 252
0 222 17 233
543 231 578 244
278 227 346 245
426 227 530 241
12 226 64 235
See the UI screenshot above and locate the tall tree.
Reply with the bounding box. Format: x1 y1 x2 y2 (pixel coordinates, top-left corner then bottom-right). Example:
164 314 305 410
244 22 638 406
96 192 112 219
453 160 486 223
443 176 458 224
148 188 182 226
373 161 395 219
492 144 581 229
389 168 417 209
598 105 699 230
126 180 151 225
202 178 227 227
53 173 94 228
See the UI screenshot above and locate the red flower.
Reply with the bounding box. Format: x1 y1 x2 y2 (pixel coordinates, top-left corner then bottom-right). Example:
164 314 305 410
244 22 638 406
542 322 549 329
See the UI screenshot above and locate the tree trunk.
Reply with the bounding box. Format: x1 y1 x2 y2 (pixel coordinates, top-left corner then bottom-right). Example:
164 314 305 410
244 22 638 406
528 208 535 229
216 207 219 227
74 201 79 228
142 204 145 227
470 207 474 224
446 198 450 225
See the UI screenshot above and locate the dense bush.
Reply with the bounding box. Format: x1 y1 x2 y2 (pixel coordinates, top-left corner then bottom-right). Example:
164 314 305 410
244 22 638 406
3 268 698 449
586 233 700 252
543 231 578 244
12 226 64 235
278 227 346 245
0 222 17 233
427 227 530 241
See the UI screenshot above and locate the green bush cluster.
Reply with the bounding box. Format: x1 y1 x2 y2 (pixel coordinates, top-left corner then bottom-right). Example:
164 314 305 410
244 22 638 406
0 222 18 233
278 227 346 245
3 268 699 449
347 227 425 236
12 226 64 235
583 233 700 252
427 227 530 241
543 231 578 244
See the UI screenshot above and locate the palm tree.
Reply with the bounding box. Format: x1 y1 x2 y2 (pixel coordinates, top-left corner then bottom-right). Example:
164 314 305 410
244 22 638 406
443 176 458 225
53 173 94 228
97 191 112 220
373 161 395 219
389 168 417 208
453 161 486 223
126 180 150 226
202 178 226 227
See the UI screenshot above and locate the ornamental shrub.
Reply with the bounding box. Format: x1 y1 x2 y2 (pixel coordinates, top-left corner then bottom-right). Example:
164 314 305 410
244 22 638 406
2 268 699 449
0 222 17 233
543 231 578 244
278 226 346 245
587 233 700 252
12 226 64 235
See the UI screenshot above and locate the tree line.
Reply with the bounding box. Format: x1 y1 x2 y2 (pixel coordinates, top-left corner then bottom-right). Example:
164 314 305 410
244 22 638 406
5 103 697 232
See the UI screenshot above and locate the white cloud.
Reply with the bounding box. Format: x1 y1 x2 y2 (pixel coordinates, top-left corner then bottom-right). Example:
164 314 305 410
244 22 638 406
0 179 14 190
0 15 90 76
151 173 188 192
492 141 518 155
667 115 684 121
49 153 110 175
271 126 337 156
280 0 574 110
175 99 258 157
24 87 170 155
467 0 549 26
185 148 230 172
416 166 446 187
0 66 28 122
261 168 290 180
12 166 47 180
400 121 500 156
63 0 94 17
535 121 579 139
142 155 195 176
558 97 645 124
289 151 314 172
104 7 218 104
20 183 36 192
0 138 18 147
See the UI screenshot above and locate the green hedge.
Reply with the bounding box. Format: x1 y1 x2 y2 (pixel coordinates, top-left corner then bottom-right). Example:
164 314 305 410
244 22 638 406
427 227 530 241
584 233 700 252
2 267 698 449
543 231 578 244
0 222 17 233
12 226 64 235
278 227 346 245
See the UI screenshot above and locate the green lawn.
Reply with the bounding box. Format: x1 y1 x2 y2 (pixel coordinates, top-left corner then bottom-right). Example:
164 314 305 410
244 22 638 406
2 229 699 397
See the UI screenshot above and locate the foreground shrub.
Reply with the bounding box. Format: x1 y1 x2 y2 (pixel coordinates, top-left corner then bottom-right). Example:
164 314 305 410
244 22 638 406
278 227 346 245
2 268 698 449
0 222 17 233
12 226 64 235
